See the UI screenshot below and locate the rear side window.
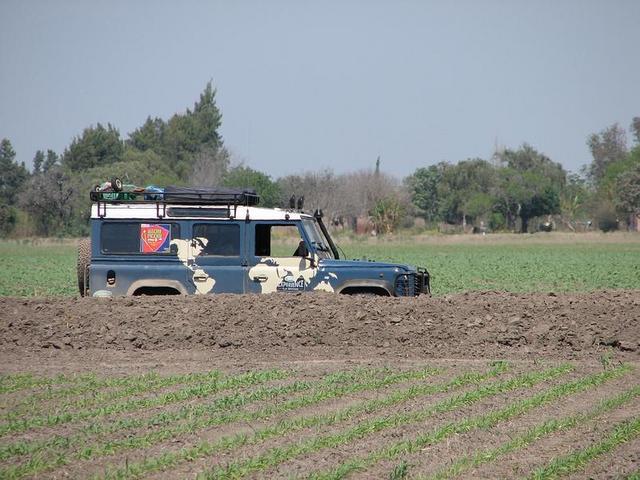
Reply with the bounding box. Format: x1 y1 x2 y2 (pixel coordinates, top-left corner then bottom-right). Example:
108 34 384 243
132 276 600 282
193 223 240 256
101 222 179 254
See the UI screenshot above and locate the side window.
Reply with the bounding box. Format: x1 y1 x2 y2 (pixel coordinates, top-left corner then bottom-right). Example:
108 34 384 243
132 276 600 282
255 224 307 258
101 223 179 254
193 223 240 256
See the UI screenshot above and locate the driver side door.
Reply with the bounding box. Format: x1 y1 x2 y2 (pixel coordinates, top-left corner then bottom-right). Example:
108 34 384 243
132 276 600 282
246 222 316 293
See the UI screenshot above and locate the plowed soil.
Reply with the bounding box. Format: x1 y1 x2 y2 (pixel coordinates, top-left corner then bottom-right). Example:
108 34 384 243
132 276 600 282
1 291 638 365
1 291 639 479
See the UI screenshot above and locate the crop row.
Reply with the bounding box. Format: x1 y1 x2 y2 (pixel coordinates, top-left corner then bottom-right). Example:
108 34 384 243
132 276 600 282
0 372 99 395
4 366 380 423
0 365 444 478
1 363 633 480
0 368 290 436
42 363 549 480
93 362 510 480
2 366 406 430
0 366 437 464
310 366 630 480
423 384 640 479
200 364 577 479
529 415 640 479
3 370 229 420
299 365 630 480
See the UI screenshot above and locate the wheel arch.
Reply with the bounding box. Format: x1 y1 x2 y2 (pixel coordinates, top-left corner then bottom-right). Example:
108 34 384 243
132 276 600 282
336 279 392 296
126 279 188 296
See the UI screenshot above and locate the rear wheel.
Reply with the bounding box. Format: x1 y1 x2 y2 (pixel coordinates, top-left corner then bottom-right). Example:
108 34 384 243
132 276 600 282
77 238 91 296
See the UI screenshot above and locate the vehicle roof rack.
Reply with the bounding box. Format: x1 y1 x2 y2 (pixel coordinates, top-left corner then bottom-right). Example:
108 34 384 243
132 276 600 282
90 186 260 219
90 186 260 206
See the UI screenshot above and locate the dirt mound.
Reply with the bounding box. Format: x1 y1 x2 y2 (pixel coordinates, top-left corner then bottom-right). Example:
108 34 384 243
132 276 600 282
1 291 638 360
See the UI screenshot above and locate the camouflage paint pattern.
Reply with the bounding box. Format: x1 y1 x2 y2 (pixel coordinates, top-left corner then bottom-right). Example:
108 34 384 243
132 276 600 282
171 238 215 294
247 255 336 294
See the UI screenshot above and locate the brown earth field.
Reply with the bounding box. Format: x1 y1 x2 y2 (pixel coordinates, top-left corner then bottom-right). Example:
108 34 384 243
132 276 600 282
0 291 639 479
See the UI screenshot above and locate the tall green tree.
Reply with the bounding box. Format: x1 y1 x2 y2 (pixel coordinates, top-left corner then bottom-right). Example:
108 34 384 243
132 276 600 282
499 143 565 189
161 82 224 179
518 179 560 233
43 149 59 172
614 161 640 218
62 123 124 171
33 150 44 174
128 116 166 152
223 166 281 208
405 163 445 222
192 81 223 147
587 123 628 183
496 144 565 232
19 166 74 236
441 158 497 227
588 119 639 214
0 139 29 235
0 138 28 204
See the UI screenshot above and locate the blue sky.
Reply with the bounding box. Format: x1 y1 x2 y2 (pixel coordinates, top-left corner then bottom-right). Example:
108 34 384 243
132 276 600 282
1 0 638 178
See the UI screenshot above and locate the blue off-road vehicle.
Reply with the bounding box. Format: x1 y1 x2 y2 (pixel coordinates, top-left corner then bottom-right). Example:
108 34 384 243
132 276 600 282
77 184 430 297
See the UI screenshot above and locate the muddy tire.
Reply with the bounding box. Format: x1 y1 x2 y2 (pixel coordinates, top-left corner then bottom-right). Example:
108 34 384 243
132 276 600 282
77 238 91 297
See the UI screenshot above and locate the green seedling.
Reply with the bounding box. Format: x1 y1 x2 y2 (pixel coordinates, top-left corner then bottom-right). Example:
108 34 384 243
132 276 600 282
424 385 640 479
528 415 640 480
305 364 630 480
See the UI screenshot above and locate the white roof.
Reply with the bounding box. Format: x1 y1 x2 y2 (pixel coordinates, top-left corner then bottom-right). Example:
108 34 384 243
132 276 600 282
90 203 311 221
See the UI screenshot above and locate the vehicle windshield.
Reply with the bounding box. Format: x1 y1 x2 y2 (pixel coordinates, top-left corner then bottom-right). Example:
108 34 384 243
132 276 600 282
302 218 334 259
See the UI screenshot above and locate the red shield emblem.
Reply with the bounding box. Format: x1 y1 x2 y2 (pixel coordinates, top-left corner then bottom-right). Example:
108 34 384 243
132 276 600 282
140 224 171 253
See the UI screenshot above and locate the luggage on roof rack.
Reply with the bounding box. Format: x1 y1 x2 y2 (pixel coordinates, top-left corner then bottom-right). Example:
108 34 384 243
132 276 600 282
90 185 260 206
162 186 259 205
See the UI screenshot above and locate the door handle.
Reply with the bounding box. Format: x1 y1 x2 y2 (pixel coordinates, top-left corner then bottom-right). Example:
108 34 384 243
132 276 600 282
194 275 208 282
253 276 268 283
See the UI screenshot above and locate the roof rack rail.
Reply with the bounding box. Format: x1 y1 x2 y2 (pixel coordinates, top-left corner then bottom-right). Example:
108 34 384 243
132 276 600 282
90 186 260 219
89 186 260 206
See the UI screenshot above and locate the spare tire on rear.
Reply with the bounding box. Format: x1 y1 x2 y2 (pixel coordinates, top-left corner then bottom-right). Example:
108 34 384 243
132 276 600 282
77 238 91 296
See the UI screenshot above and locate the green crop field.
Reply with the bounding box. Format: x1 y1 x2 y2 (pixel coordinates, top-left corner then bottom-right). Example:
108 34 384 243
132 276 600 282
0 241 77 296
340 236 640 294
0 234 639 296
0 361 638 479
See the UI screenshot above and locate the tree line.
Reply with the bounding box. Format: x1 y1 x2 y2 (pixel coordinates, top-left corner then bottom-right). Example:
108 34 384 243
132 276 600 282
1 83 639 237
406 123 640 234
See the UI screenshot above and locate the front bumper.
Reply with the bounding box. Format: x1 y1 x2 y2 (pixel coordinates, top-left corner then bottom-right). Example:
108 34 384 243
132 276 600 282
416 267 431 295
395 267 431 296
